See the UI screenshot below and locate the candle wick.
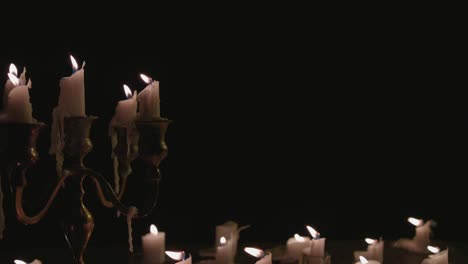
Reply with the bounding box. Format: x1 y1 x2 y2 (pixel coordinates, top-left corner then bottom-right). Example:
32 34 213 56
316 233 321 239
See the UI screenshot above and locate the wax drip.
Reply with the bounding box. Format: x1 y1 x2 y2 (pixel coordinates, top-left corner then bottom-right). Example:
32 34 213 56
127 206 138 253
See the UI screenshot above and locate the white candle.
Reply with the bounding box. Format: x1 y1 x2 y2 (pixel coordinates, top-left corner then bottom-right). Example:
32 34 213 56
0 67 33 123
304 225 326 257
215 221 249 255
137 73 160 120
355 256 381 264
166 251 192 264
422 248 448 264
215 237 235 264
353 238 384 262
244 248 272 264
14 260 42 264
394 217 434 253
286 234 311 260
142 225 166 264
2 64 18 109
50 55 86 176
111 85 138 128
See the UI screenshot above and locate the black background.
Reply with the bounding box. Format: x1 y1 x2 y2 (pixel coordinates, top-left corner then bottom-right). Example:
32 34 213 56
0 7 466 257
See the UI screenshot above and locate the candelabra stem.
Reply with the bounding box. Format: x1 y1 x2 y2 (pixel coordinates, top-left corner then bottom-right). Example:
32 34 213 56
62 171 94 264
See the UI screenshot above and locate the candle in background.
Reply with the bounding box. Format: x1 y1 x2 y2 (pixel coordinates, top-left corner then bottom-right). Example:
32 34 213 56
244 247 272 264
215 221 250 254
2 64 18 109
137 73 160 120
0 66 33 123
355 256 381 264
14 260 42 264
166 251 192 264
142 224 166 264
286 234 311 260
215 236 235 264
421 247 448 264
303 225 326 257
353 238 384 262
110 85 138 193
394 217 434 253
50 55 86 177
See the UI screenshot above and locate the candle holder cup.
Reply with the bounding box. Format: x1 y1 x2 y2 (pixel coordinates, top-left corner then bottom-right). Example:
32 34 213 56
0 116 171 264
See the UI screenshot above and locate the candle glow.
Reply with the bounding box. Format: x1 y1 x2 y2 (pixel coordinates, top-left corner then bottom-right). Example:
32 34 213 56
14 261 27 264
7 73 19 86
359 256 369 264
427 245 440 254
294 234 306 242
140 73 152 84
166 251 184 261
70 55 79 71
244 247 264 258
123 84 133 98
9 63 18 76
365 238 377 245
150 224 158 235
306 225 320 239
220 236 227 245
408 217 423 227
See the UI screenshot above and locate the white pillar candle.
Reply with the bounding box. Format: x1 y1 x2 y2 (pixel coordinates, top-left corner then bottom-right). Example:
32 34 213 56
353 238 384 262
421 248 448 264
2 64 18 109
355 256 381 264
394 217 434 253
286 234 311 260
1 67 33 123
215 237 235 264
142 225 166 264
166 251 192 264
137 74 160 120
50 55 86 176
305 225 326 257
244 248 272 264
215 221 249 255
111 85 138 128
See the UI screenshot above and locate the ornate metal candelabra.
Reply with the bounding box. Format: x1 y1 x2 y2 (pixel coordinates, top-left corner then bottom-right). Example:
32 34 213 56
0 116 171 264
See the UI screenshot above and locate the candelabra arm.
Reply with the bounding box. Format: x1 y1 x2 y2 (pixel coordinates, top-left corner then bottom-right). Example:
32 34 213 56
15 168 69 225
84 167 160 218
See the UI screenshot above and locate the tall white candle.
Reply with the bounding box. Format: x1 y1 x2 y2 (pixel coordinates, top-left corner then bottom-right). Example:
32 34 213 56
244 248 272 264
137 74 160 120
50 55 86 176
286 234 311 260
166 251 192 264
353 238 384 262
422 248 448 264
394 217 434 253
142 225 166 264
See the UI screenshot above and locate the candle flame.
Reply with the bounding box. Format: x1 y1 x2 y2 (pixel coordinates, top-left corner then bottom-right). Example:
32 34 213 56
123 84 133 98
427 245 440 254
220 236 227 245
9 63 18 76
408 217 423 227
365 238 377 245
14 261 27 264
294 234 306 242
140 73 152 84
244 247 264 258
359 256 369 264
306 225 320 239
150 224 158 235
166 251 184 261
70 55 79 71
8 73 20 86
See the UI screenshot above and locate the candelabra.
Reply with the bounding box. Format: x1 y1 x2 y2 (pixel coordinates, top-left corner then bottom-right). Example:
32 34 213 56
0 116 171 264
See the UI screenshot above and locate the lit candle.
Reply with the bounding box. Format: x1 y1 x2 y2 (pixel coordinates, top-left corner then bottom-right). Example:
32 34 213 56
355 256 381 264
2 63 18 109
422 247 448 264
110 84 138 193
303 225 326 257
244 247 272 264
142 224 166 264
215 236 235 264
14 260 42 264
50 55 86 176
215 221 249 254
394 217 434 253
0 67 33 123
166 251 192 264
286 234 311 260
137 73 160 120
353 238 384 262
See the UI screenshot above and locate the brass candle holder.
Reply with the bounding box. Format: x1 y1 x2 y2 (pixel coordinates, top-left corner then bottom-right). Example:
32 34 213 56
0 116 171 264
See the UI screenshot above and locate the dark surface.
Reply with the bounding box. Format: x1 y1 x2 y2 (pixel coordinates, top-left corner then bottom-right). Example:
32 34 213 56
0 9 466 256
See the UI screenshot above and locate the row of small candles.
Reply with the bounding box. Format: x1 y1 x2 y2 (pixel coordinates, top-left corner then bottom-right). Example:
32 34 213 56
11 217 447 264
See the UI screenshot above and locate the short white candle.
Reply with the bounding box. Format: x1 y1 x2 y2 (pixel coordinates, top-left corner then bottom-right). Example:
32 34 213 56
2 64 18 109
137 74 160 120
1 67 33 123
244 248 272 264
111 85 138 128
394 217 434 253
353 238 384 262
421 248 448 264
142 225 166 264
215 236 235 264
355 256 381 264
166 251 192 264
305 225 326 257
286 234 311 260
